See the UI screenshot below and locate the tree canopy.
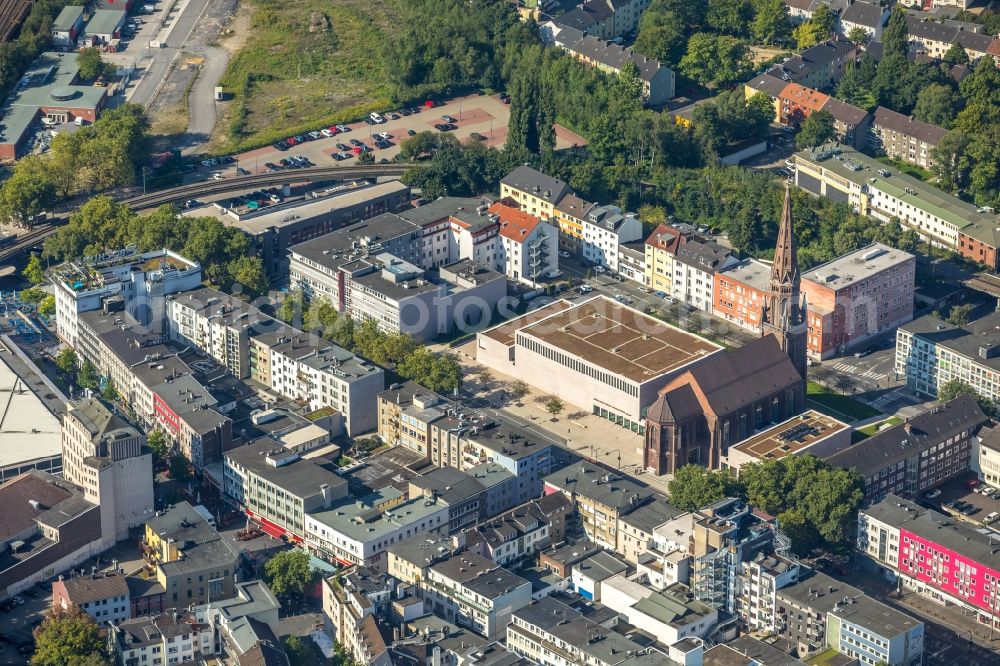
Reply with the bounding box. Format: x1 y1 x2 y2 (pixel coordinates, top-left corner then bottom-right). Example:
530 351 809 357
668 465 735 511
31 607 110 666
264 549 318 597
795 109 835 149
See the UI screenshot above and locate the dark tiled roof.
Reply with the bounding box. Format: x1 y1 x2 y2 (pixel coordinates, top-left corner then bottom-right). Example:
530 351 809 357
746 72 790 97
821 97 870 125
774 40 857 83
567 34 670 84
544 460 658 510
58 572 129 605
825 395 986 477
554 193 594 220
674 238 732 272
873 107 947 145
0 471 75 541
646 383 701 424
675 335 802 418
840 1 885 29
501 166 570 205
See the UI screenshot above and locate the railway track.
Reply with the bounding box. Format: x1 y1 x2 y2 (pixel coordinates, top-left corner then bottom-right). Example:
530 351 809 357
123 164 418 210
0 0 30 41
0 164 424 264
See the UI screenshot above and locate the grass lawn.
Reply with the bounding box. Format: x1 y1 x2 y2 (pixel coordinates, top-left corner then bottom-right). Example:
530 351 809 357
877 156 935 182
216 0 400 151
805 647 844 666
851 416 903 442
807 380 883 423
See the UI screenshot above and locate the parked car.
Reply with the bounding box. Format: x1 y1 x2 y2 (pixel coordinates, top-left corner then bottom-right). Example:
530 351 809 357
320 128 334 137
374 139 390 149
441 114 456 123
925 489 942 499
236 166 250 176
407 129 417 136
264 162 278 170
183 199 203 209
654 290 668 299
369 112 385 124
11 597 23 606
558 250 570 258
434 123 455 131
308 131 322 140
336 142 350 151
349 138 364 147
332 151 349 161
200 159 215 167
579 285 593 294
269 193 282 203
469 132 486 142
285 137 299 146
335 124 349 133
212 172 224 180
376 132 391 140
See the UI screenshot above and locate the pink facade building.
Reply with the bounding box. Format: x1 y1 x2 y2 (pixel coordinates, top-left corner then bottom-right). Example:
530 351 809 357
860 495 1000 623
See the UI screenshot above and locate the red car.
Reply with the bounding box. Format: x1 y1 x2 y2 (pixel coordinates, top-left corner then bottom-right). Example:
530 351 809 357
327 126 339 135
286 137 299 146
351 145 364 154
424 99 438 108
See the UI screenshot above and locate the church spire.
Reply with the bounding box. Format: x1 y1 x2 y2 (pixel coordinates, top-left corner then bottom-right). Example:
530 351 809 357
771 184 799 290
762 183 808 381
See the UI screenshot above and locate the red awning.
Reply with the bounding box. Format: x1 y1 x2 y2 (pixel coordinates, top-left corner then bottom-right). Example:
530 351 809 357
257 521 285 540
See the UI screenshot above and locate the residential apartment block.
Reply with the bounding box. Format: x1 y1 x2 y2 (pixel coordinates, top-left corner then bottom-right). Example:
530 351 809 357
671 238 737 313
601 576 718 645
500 166 570 219
644 224 687 292
288 214 506 342
223 437 348 541
895 310 1000 402
800 244 915 359
580 203 644 271
492 201 559 284
420 551 531 639
860 494 1000 630
869 107 947 169
551 27 675 105
143 502 240 607
825 395 987 504
713 258 770 333
794 144 1000 265
52 570 131 624
167 287 384 436
51 249 201 349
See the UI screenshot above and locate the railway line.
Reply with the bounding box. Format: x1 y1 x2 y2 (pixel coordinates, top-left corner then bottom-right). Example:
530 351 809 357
0 163 424 265
0 0 30 41
123 164 417 210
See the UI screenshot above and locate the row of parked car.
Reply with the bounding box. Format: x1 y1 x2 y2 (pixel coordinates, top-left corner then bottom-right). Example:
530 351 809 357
274 125 352 151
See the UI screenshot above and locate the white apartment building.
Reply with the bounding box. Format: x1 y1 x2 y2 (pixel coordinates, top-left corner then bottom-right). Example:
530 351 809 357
61 398 154 542
167 287 253 378
895 310 1000 403
581 204 643 271
110 614 217 666
736 554 801 634
671 239 737 313
420 552 532 639
600 575 718 646
618 241 646 285
494 203 559 284
304 487 449 569
51 249 201 348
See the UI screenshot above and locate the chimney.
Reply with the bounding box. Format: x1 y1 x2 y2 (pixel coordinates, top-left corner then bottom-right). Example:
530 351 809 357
903 420 913 435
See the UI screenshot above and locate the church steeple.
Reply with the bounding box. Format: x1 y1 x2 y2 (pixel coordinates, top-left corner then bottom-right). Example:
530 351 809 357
762 184 808 380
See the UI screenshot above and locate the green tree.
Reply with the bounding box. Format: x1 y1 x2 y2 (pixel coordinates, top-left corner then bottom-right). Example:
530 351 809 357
147 428 170 459
545 396 564 417
78 360 98 390
509 379 530 399
283 635 326 666
793 5 834 49
76 47 107 83
101 380 120 403
680 33 752 86
30 606 109 666
913 83 959 127
795 109 835 148
0 156 56 226
23 252 45 284
39 294 55 316
668 464 734 511
634 10 688 65
55 348 78 376
847 26 869 44
943 42 969 65
947 302 973 325
169 454 192 482
882 7 909 59
228 256 268 297
356 150 375 165
836 55 877 109
264 549 318 597
397 347 462 393
706 0 754 36
751 0 791 45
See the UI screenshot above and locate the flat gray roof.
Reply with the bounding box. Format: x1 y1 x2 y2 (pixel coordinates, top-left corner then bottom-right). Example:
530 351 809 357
802 243 912 291
225 438 345 499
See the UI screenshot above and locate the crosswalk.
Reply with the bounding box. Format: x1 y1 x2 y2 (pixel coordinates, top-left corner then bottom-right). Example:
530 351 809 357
831 362 886 381
870 387 908 410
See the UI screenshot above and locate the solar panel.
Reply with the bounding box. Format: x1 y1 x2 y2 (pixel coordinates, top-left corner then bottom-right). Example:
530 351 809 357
777 423 818 443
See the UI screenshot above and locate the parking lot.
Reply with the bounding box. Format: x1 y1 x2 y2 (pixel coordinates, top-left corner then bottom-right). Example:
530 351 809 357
189 93 587 179
927 474 1000 529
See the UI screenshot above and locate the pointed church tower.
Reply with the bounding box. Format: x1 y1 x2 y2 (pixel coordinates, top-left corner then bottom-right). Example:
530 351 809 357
762 185 808 380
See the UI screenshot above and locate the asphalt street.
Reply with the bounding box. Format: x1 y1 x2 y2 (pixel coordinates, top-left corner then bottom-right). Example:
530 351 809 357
129 0 213 108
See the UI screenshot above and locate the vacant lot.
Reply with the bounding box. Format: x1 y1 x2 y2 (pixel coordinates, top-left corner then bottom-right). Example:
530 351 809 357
217 0 400 151
806 380 883 423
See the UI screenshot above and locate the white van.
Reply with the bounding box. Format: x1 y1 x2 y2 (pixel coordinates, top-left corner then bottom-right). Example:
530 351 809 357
987 511 999 524
369 112 384 124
